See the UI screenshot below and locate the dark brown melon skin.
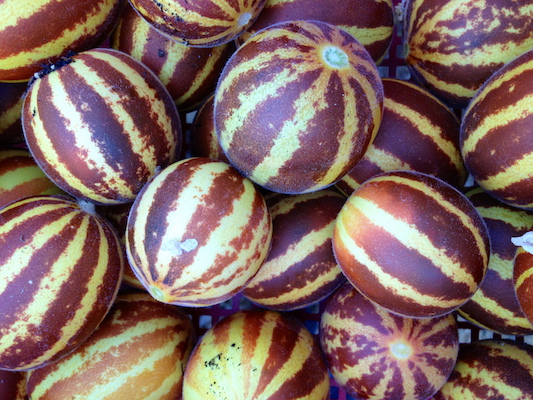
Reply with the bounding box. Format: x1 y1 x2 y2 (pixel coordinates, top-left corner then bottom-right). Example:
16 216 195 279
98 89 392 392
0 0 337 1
0 82 27 144
0 369 26 400
189 94 231 164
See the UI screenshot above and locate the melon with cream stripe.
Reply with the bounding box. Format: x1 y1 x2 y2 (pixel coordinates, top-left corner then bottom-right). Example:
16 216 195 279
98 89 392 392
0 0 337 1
22 48 182 205
404 0 533 108
111 1 235 112
26 292 196 400
235 0 395 64
513 246 533 326
461 48 533 210
0 195 124 371
320 282 459 400
336 78 466 197
183 309 330 399
430 339 533 400
0 148 65 210
125 157 272 307
457 187 533 336
333 170 490 318
242 189 347 311
215 19 384 194
129 0 266 47
0 0 124 82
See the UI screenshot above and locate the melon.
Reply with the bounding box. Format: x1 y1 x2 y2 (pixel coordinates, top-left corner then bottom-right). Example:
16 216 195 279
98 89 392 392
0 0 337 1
215 19 384 194
333 170 490 318
126 157 272 307
0 195 124 370
183 309 330 399
22 48 182 205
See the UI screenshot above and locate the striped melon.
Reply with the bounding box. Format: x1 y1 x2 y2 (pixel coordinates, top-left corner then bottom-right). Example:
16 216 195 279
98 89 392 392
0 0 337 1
403 0 533 108
0 148 64 209
242 189 347 311
0 82 26 144
457 187 533 336
0 195 124 370
333 170 490 318
126 157 272 307
320 282 459 400
337 78 466 197
26 291 196 400
0 0 124 82
461 48 533 210
111 1 235 112
430 339 533 400
235 0 394 64
215 20 384 194
0 369 26 400
190 94 231 163
22 48 182 205
514 247 533 325
183 309 330 399
128 0 266 47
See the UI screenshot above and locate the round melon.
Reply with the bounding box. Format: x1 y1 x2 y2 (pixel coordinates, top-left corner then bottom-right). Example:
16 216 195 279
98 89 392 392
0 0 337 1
431 339 533 400
215 19 384 194
22 48 182 205
320 282 459 400
242 189 347 311
26 292 196 400
333 170 490 318
128 0 266 47
236 0 394 64
461 48 533 209
183 309 330 399
0 195 124 370
111 1 235 112
403 0 533 108
458 187 533 336
126 157 273 307
0 0 124 82
336 78 466 196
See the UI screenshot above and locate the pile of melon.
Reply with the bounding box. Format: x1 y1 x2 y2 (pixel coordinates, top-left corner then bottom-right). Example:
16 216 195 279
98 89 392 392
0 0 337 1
1 0 533 399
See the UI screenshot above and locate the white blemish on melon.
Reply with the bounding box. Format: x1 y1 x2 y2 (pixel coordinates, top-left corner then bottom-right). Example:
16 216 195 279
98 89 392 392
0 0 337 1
162 238 199 256
512 231 533 255
238 12 252 27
